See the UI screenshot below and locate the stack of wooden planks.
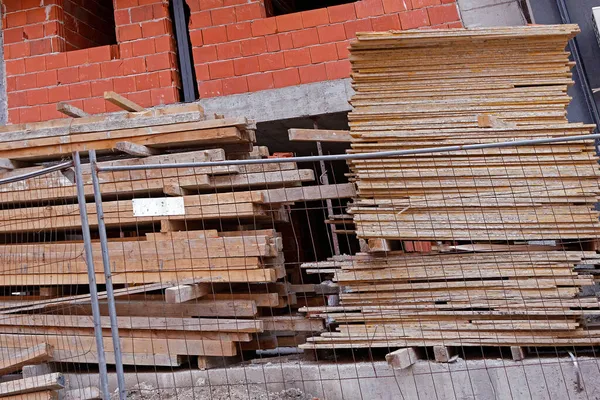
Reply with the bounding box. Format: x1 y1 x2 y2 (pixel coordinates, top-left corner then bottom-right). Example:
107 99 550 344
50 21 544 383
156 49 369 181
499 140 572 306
301 25 600 355
346 24 600 241
0 98 330 369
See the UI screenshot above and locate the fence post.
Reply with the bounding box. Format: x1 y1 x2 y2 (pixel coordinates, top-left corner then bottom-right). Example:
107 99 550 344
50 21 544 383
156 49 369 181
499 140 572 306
73 151 111 400
89 149 127 400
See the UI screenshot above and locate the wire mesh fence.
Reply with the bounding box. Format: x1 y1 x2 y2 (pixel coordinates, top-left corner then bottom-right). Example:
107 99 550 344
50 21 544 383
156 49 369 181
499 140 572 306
0 130 595 399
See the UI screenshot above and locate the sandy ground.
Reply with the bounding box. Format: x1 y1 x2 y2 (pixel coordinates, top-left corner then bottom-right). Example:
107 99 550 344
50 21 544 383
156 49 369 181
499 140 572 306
116 381 316 400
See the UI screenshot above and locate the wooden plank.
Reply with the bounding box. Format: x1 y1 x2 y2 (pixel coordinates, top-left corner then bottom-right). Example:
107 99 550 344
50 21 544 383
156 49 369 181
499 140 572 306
115 141 160 156
165 284 211 304
64 387 101 400
288 128 352 142
1 391 57 400
385 348 419 369
57 102 89 118
0 373 64 397
104 91 145 112
0 343 53 375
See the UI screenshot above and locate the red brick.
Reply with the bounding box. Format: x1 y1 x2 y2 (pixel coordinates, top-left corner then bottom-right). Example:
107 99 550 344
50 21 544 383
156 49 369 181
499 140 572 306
299 63 327 84
20 106 41 123
6 11 27 28
133 38 156 56
399 8 429 29
118 24 143 41
224 0 247 5
234 56 259 75
427 4 459 24
202 26 227 45
79 63 102 80
46 52 68 70
227 22 252 41
325 60 351 79
371 14 401 30
113 76 136 92
101 60 125 78
123 57 146 74
276 13 303 33
90 79 114 96
8 109 20 124
27 88 48 105
151 87 178 105
189 11 212 29
155 36 175 52
127 91 152 108
7 42 31 59
199 0 223 10
199 80 223 97
195 64 210 80
310 43 338 63
57 66 79 84
301 8 329 27
26 8 46 24
241 37 267 56
251 18 277 36
48 85 70 103
82 98 107 114
328 3 356 23
247 72 274 91
265 35 280 52
284 48 311 67
273 68 300 88
130 4 154 22
153 3 170 18
355 0 385 18
317 24 346 43
30 39 52 56
235 3 264 21
190 29 204 46
448 20 462 28
119 42 134 58
135 72 161 90
193 45 218 62
222 76 248 95
211 7 236 25
217 41 242 59
412 0 441 8
209 60 235 79
146 53 173 71
5 59 25 76
40 104 64 121
258 52 285 72
6 77 17 92
344 18 373 39
8 91 28 108
23 24 44 40
336 40 351 59
115 9 131 25
4 28 24 44
291 28 319 48
278 32 294 50
115 0 138 9
142 19 170 37
89 46 118 63
69 82 92 99
158 70 179 87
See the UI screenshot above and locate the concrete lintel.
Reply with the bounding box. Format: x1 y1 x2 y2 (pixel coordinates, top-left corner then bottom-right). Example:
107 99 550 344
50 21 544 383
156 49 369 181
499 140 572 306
197 79 353 123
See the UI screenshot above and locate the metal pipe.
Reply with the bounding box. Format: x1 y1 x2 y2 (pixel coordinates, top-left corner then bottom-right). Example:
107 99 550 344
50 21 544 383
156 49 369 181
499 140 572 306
73 152 111 400
0 161 73 186
97 132 600 172
89 150 126 400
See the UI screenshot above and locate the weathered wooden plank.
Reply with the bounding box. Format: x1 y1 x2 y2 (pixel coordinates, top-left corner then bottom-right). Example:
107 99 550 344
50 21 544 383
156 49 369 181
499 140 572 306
0 373 64 397
0 343 53 376
57 102 89 118
104 91 145 112
165 284 211 304
115 141 160 156
288 128 352 142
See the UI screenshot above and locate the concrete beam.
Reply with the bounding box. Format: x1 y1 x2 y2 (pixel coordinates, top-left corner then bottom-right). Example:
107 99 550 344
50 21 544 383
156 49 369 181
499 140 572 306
197 79 353 123
66 357 599 400
457 0 528 27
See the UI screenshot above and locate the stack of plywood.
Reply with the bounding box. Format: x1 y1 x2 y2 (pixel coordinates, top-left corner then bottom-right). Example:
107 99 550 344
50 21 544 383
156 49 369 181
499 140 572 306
0 101 325 369
301 25 600 354
346 24 600 241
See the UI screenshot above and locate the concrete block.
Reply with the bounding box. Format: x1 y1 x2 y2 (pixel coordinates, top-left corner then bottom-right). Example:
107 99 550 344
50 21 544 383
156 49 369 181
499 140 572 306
459 1 527 27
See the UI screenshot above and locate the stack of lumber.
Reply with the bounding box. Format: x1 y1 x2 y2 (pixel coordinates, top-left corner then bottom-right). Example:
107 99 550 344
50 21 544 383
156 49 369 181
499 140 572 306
0 99 328 369
301 250 600 348
301 25 600 354
346 24 600 241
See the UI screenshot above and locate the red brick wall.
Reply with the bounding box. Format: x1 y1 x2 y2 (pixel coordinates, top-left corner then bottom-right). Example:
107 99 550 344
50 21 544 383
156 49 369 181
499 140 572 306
3 0 180 124
2 0 461 124
188 0 462 98
63 0 117 51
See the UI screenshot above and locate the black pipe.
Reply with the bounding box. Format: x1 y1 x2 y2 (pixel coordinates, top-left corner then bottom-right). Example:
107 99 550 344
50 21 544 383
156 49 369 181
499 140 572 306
555 0 600 128
170 0 198 102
